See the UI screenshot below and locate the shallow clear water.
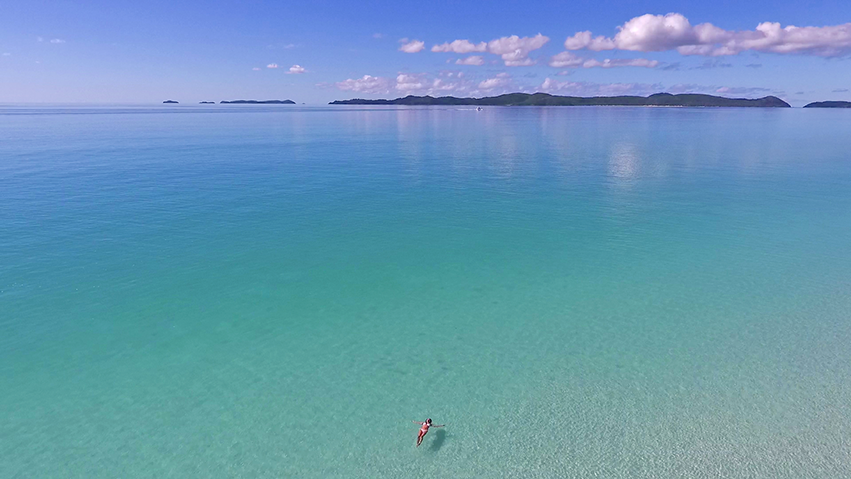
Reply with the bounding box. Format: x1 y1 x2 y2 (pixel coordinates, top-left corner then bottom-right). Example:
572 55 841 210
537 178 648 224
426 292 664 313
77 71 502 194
2 105 851 478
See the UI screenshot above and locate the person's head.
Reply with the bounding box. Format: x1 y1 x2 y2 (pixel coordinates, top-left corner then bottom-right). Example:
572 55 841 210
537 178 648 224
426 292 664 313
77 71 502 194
426 418 432 425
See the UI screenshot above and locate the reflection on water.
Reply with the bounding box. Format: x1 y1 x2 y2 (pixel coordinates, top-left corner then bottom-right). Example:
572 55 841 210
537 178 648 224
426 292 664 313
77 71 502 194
608 142 640 180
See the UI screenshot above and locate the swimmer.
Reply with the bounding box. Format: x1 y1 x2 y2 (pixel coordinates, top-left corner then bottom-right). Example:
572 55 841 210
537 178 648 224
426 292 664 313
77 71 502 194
412 418 445 447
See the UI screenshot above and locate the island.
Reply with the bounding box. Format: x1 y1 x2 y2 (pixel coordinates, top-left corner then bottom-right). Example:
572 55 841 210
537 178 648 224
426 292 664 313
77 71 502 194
163 100 179 104
330 92 790 108
803 101 851 108
219 99 295 104
199 101 215 104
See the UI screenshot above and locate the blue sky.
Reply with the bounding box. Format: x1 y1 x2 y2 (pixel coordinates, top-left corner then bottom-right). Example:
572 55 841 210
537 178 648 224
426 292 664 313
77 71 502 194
1 0 849 105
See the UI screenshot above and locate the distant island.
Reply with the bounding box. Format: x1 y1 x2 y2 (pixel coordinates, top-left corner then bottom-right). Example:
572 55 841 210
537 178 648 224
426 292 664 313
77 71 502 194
803 101 851 108
219 99 295 104
331 92 790 108
199 101 215 104
163 100 179 104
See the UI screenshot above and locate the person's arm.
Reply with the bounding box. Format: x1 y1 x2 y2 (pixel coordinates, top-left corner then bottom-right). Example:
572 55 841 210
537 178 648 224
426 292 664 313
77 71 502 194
412 421 424 425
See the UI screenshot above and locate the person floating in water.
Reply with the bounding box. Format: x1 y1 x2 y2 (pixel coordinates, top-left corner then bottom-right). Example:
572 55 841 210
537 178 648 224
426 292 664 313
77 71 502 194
412 418 445 447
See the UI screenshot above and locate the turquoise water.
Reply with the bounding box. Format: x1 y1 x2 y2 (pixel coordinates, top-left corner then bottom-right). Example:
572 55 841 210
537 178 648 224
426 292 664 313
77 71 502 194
2 105 851 478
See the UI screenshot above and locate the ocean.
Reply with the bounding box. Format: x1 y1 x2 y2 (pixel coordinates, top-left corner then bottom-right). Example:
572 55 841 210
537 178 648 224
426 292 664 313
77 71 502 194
2 105 850 477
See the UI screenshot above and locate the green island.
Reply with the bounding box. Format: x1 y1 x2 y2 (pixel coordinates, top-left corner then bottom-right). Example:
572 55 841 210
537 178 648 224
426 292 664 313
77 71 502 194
219 99 295 104
803 101 851 108
330 92 790 107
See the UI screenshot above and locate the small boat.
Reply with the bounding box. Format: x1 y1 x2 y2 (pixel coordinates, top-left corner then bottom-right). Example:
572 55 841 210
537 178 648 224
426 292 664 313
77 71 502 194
476 107 482 111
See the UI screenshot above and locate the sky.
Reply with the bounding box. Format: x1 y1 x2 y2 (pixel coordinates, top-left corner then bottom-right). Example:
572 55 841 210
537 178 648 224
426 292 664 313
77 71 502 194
1 0 850 106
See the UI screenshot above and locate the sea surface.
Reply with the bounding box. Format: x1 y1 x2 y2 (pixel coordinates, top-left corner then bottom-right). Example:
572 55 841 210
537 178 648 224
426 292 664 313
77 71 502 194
2 104 850 478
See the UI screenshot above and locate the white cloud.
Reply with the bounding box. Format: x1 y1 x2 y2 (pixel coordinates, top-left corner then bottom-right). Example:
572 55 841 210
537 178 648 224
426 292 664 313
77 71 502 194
487 34 549 55
539 78 573 93
431 39 487 53
431 34 549 66
373 33 385 39
478 74 512 90
396 73 426 91
616 13 701 51
455 56 485 65
440 70 465 78
287 64 306 74
267 63 278 69
549 51 585 67
336 72 479 96
564 13 851 57
399 39 425 53
37 36 44 42
2 53 10 57
336 75 394 94
582 58 659 68
487 34 549 66
564 31 616 51
50 38 66 44
252 67 261 71
539 78 662 96
550 51 657 68
431 78 461 91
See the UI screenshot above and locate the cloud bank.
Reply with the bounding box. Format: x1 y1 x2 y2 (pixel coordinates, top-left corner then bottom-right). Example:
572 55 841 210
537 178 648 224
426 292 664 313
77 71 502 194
432 37 657 69
456 56 485 65
539 78 663 96
432 40 487 53
563 13 851 57
548 51 658 69
583 58 659 68
336 75 394 94
478 72 513 90
537 79 781 97
335 71 522 96
287 64 306 74
431 34 549 66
